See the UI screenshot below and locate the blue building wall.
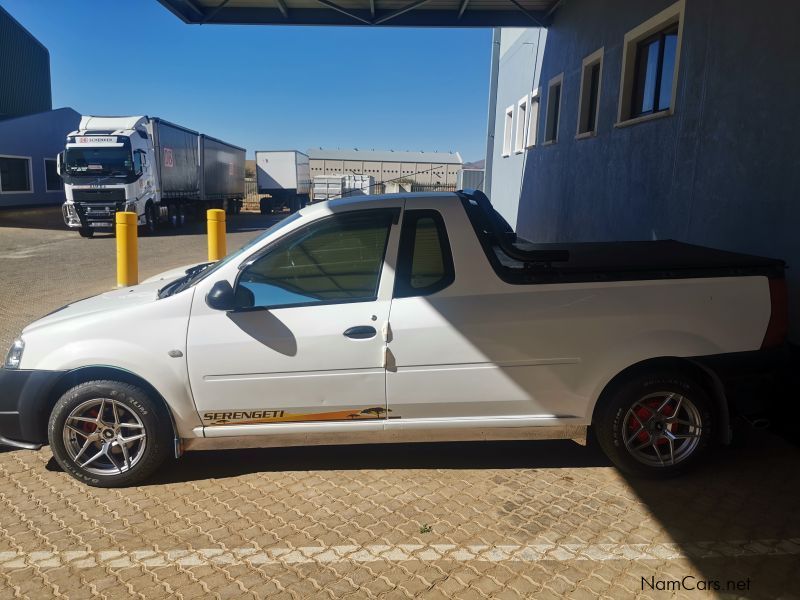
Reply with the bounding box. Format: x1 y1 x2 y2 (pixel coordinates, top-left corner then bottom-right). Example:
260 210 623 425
0 107 81 208
511 0 800 338
488 27 546 226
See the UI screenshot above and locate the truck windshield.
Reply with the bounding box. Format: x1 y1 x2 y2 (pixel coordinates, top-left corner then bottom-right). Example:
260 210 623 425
64 147 133 177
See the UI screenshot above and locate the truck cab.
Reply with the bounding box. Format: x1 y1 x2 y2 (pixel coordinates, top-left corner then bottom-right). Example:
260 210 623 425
61 116 156 237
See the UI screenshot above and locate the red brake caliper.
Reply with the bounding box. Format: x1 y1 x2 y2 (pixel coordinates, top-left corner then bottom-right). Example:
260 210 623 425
81 408 99 435
628 398 675 445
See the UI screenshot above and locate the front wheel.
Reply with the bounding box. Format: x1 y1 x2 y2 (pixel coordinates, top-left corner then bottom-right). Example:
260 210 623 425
142 203 157 235
593 370 714 478
48 380 173 487
78 227 94 238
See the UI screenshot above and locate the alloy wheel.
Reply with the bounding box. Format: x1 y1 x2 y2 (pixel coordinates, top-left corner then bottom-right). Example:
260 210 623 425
622 391 702 467
62 398 147 475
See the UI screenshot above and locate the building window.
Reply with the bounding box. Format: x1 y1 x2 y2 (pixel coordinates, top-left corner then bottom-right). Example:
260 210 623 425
44 158 62 192
544 74 563 144
514 96 528 153
526 89 540 148
617 0 684 124
0 156 32 193
502 105 513 157
577 48 603 137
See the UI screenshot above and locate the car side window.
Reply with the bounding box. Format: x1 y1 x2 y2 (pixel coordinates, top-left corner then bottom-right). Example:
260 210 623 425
238 209 395 309
394 209 455 298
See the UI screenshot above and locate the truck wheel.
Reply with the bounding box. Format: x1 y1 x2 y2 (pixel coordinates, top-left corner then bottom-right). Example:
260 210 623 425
593 370 714 478
260 198 272 215
78 228 94 238
48 380 173 488
143 203 157 235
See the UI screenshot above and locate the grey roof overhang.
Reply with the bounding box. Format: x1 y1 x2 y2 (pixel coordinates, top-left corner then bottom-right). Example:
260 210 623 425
157 0 559 28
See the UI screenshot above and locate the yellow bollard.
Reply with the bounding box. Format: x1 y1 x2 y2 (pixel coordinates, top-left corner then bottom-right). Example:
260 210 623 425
116 212 138 287
207 208 227 261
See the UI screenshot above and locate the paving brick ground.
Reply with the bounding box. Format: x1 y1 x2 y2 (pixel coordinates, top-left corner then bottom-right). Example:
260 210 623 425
1 207 799 599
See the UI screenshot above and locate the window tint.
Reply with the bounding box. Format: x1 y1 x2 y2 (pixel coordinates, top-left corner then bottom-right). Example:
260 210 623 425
395 210 454 298
238 210 394 308
0 157 31 192
44 159 62 191
545 79 562 143
632 25 678 116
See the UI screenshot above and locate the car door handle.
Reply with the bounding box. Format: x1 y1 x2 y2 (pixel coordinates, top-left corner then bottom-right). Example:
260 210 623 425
343 326 377 339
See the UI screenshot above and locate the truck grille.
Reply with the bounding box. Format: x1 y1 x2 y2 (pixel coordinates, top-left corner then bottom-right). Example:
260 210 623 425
72 189 127 227
72 189 126 203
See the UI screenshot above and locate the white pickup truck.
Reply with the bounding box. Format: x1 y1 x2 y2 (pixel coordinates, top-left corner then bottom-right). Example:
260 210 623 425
0 191 787 486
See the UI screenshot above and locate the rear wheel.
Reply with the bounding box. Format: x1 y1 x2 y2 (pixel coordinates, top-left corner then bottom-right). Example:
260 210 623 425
594 370 714 478
142 203 157 235
48 380 173 487
259 197 272 215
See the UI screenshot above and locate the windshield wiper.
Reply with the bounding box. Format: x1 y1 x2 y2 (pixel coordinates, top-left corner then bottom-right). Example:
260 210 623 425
157 262 213 299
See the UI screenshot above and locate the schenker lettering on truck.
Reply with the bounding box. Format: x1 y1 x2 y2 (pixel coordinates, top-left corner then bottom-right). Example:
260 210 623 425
0 189 788 487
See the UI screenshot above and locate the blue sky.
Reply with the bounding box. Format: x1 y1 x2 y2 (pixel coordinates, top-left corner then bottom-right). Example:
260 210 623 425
2 0 492 161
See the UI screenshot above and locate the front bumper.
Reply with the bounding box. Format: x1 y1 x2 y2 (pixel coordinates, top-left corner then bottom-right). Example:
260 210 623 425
0 368 65 449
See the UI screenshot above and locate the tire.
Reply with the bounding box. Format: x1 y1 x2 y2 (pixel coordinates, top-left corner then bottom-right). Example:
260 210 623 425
142 203 157 235
78 228 94 238
48 380 173 487
593 369 714 478
260 198 272 215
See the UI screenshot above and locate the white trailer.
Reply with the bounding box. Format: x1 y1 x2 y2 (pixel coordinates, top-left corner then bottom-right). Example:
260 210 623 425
255 150 311 214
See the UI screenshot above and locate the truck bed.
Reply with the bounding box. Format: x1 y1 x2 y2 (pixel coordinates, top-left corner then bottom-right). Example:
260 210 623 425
495 239 785 283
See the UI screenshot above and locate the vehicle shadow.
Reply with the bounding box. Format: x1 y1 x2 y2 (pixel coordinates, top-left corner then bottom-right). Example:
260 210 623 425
42 438 612 483
620 428 800 596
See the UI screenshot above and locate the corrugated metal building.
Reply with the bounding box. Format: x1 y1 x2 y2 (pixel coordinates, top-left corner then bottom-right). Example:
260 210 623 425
308 149 463 189
0 6 80 208
0 5 52 121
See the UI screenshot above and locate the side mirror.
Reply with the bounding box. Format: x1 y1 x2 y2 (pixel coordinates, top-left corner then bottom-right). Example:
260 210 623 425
206 280 236 311
56 152 64 176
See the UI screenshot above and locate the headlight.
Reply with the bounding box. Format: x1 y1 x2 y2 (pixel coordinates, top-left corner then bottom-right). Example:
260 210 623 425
4 339 24 369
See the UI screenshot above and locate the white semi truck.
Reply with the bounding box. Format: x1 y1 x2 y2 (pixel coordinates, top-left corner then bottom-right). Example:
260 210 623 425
59 116 245 237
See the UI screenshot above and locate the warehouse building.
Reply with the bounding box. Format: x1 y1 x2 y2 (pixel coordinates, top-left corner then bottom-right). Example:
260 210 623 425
308 148 463 191
485 0 800 339
0 5 51 121
0 5 80 208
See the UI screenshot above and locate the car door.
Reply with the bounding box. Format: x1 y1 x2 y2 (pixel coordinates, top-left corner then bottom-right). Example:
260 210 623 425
186 206 401 433
386 200 584 424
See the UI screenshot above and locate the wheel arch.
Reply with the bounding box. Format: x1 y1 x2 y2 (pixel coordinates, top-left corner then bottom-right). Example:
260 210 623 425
590 356 731 444
47 365 180 455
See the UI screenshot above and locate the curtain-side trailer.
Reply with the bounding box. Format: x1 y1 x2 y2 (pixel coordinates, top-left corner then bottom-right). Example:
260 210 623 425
60 115 245 237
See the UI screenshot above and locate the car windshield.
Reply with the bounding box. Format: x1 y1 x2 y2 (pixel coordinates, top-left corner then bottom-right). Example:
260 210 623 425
159 212 304 297
64 147 133 176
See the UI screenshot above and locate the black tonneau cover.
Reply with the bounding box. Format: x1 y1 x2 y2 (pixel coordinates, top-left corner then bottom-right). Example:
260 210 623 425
509 239 785 280
458 191 785 284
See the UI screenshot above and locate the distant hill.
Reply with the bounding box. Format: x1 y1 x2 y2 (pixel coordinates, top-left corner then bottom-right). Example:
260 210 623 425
462 159 485 170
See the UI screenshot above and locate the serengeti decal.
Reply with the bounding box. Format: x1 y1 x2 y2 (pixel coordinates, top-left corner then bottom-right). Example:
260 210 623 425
202 406 393 426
